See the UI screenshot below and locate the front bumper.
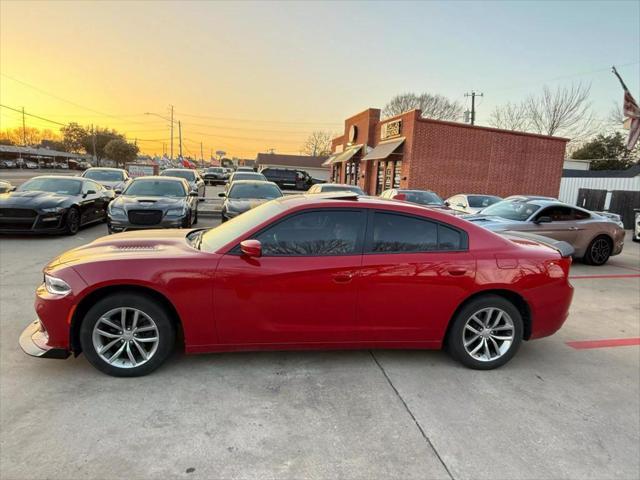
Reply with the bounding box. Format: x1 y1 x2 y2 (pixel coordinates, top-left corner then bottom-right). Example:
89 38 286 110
19 320 70 359
0 211 67 234
108 216 185 232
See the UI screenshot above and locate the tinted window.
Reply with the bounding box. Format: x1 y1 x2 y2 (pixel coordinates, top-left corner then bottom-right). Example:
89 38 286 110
83 169 125 181
161 170 196 181
468 195 501 208
232 172 267 182
402 191 444 206
19 178 82 195
82 180 102 193
537 206 574 221
255 210 365 256
573 209 590 220
228 183 282 199
124 179 186 197
368 212 465 253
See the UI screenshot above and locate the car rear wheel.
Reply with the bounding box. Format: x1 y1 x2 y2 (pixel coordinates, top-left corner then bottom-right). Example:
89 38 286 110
64 207 80 235
583 235 612 266
193 207 198 225
79 293 175 377
447 295 523 370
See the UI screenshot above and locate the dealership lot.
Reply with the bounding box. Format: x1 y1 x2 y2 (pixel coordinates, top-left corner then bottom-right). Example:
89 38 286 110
0 218 639 478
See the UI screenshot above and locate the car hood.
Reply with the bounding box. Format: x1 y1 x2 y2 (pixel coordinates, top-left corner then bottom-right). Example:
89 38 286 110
463 215 526 231
112 195 186 211
95 180 123 189
48 229 200 269
0 190 72 209
225 198 270 211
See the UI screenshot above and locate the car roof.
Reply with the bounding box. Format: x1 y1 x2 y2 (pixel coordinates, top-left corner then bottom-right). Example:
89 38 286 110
26 175 85 181
131 175 187 183
320 183 360 188
505 195 558 201
395 189 437 194
84 167 125 171
162 168 194 173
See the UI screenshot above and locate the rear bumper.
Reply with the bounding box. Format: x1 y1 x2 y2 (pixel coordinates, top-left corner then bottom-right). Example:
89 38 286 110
19 320 70 359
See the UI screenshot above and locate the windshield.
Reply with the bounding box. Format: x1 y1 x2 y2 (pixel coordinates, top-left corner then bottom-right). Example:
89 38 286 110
84 170 124 182
200 201 284 252
124 179 186 197
207 168 223 173
320 185 364 194
232 172 266 182
468 195 501 208
161 170 195 181
403 191 443 205
481 200 541 221
18 178 81 195
229 183 282 199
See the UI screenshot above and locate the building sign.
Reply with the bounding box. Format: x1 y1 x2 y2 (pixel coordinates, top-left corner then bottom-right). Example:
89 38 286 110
127 163 158 178
381 120 402 139
349 125 358 143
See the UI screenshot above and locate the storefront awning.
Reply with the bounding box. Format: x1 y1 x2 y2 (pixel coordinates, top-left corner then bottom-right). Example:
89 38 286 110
361 137 405 161
322 154 337 167
331 144 362 163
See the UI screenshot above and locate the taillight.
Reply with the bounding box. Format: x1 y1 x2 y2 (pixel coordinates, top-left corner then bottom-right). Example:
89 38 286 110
546 257 571 279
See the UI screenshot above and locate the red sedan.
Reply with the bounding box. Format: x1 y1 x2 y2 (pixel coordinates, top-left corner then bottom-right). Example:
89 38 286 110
20 193 574 377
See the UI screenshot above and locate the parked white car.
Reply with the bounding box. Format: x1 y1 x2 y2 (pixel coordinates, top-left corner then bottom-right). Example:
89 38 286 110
445 194 502 214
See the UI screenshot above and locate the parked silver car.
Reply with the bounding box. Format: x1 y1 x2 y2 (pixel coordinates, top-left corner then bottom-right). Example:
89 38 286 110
464 197 625 265
445 193 502 214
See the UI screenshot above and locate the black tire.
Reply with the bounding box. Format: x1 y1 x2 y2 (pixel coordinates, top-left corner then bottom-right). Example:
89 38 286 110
583 235 612 266
447 295 523 370
64 207 80 235
221 214 227 223
79 293 175 377
193 207 198 225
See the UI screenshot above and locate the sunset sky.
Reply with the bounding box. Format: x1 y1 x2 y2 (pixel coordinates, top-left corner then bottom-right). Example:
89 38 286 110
1 0 638 159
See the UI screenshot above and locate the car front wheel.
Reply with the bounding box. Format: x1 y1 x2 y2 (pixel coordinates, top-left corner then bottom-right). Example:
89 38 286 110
447 295 523 370
79 293 175 377
583 235 612 265
64 207 80 235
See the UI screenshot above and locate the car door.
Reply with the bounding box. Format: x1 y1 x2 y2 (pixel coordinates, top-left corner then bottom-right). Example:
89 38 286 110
214 209 367 345
79 180 100 223
524 206 579 244
356 210 476 343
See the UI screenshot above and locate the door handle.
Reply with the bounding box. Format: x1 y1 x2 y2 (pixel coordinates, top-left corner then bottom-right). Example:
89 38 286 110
447 268 467 276
569 226 579 231
332 273 353 284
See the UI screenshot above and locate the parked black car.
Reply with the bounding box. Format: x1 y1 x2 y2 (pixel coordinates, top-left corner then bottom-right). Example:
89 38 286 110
0 176 114 235
159 168 206 199
81 167 132 191
203 167 228 186
259 167 316 191
107 176 199 233
219 180 283 222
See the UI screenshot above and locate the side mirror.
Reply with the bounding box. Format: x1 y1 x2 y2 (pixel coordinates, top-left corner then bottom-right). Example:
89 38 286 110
83 189 96 197
189 191 199 197
392 193 407 201
444 201 450 206
114 189 122 195
535 216 552 224
218 192 226 197
240 239 262 257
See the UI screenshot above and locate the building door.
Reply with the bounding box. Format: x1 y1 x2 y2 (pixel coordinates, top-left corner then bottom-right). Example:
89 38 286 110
376 161 385 194
577 188 607 211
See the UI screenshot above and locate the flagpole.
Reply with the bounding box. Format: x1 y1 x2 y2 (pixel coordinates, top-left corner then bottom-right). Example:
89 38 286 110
611 66 630 92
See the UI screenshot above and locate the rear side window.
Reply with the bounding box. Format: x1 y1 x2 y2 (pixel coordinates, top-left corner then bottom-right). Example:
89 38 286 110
367 212 467 253
254 210 365 256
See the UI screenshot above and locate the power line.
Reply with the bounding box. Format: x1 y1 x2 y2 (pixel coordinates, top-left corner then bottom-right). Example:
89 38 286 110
0 104 66 126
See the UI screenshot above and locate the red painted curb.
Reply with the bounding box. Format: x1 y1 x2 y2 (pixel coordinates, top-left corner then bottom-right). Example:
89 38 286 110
566 338 640 349
569 274 640 280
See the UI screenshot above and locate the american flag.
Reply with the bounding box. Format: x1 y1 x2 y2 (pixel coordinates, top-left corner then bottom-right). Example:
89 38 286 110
612 66 640 150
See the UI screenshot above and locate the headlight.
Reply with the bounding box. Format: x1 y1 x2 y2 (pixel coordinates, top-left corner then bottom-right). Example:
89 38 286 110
166 207 186 216
42 206 65 214
44 274 72 296
109 206 126 217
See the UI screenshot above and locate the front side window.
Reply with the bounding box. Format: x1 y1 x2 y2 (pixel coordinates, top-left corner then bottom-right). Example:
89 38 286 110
368 212 465 253
536 206 574 221
254 210 365 256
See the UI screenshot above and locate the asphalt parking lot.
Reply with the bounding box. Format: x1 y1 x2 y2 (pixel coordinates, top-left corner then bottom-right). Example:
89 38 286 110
0 210 639 479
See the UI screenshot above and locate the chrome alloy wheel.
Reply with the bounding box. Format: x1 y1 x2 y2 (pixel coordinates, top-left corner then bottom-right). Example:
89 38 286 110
590 238 611 265
92 307 159 368
462 307 515 362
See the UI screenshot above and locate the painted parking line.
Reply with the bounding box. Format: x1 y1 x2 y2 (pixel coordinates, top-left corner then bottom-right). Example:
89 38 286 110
569 273 640 280
566 338 640 349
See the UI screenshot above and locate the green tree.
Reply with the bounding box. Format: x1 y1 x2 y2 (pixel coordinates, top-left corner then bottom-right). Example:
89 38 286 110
572 132 639 170
103 139 139 168
60 123 88 153
82 128 124 165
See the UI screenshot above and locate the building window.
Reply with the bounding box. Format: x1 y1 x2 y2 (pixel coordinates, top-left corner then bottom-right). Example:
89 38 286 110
393 160 402 188
384 161 393 189
376 161 385 195
345 160 360 186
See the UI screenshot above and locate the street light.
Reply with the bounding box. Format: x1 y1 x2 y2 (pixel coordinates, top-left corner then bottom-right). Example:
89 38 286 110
145 110 177 160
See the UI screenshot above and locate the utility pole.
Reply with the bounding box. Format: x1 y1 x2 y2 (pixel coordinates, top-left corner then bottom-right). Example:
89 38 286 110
21 107 26 145
200 142 204 167
170 105 174 160
178 120 183 161
91 124 98 167
464 91 483 125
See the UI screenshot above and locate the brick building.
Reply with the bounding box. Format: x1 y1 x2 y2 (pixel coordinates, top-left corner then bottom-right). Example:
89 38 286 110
327 108 568 198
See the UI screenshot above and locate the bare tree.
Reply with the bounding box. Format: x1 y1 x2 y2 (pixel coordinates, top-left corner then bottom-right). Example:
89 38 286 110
607 102 625 129
526 83 595 139
301 131 334 156
383 92 463 121
488 102 531 131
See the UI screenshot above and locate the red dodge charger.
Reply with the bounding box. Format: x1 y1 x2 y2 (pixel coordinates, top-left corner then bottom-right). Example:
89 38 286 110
20 193 574 376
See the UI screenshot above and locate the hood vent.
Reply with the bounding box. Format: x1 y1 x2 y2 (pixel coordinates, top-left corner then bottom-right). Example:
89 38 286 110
109 245 161 251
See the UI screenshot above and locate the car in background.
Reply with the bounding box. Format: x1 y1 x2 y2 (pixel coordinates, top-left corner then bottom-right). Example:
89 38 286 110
236 166 255 172
0 180 15 193
25 161 38 169
308 183 365 195
465 198 625 265
0 176 114 235
20 192 575 376
0 160 17 168
81 167 132 192
260 167 315 191
505 195 558 202
159 168 206 199
203 166 227 186
446 194 502 214
379 188 455 211
219 180 283 222
107 176 199 233
224 171 267 193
